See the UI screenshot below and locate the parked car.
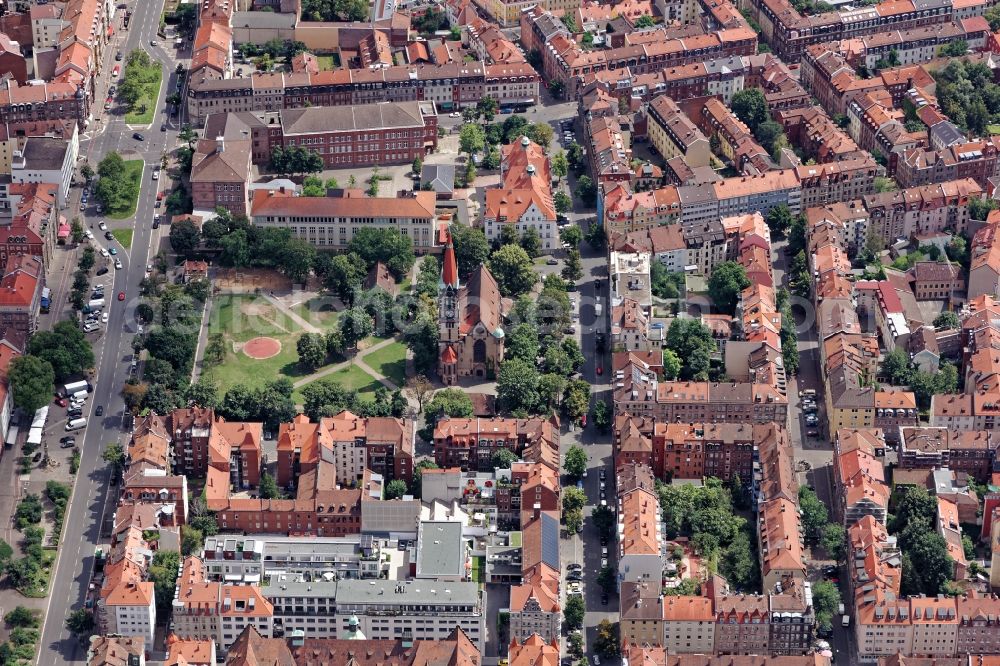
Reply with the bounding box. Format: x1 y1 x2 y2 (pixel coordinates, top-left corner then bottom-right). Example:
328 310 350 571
105 231 114 240
98 221 107 231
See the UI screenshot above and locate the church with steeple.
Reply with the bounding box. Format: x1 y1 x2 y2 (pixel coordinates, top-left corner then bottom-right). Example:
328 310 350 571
438 231 508 384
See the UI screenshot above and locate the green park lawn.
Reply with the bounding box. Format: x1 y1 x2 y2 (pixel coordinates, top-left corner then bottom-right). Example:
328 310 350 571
124 63 163 125
203 294 307 392
111 228 133 248
292 363 381 405
363 340 407 387
106 160 145 220
291 296 340 331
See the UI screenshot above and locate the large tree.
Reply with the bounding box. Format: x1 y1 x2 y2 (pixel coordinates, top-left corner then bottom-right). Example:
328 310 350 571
8 356 54 415
708 261 751 315
489 244 537 297
882 347 914 385
497 357 540 413
28 321 94 381
731 87 769 133
450 224 491 280
169 219 201 257
564 445 588 479
347 228 415 280
665 319 715 380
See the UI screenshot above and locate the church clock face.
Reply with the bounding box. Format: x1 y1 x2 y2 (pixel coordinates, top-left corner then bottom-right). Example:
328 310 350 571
446 308 455 318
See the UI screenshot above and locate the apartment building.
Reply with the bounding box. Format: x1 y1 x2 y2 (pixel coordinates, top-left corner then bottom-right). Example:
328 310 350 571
586 114 633 186
331 579 484 650
896 139 1000 190
203 101 439 169
663 596 716 653
899 428 995 482
613 417 763 483
432 416 559 472
620 581 665 647
796 157 878 210
222 623 480 664
200 535 393 583
970 215 1000 300
743 0 953 62
172 557 274 653
0 182 57 270
135 408 262 487
647 95 711 169
87 636 146 666
602 184 681 236
275 412 414 490
834 429 890 527
187 63 538 125
617 486 665 588
540 24 756 98
250 188 439 251
910 261 964 301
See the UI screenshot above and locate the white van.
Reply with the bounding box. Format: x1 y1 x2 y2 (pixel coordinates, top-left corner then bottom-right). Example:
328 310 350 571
71 390 88 401
65 417 87 431
841 614 850 628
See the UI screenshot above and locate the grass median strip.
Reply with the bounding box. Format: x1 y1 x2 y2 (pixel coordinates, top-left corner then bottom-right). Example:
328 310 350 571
111 228 133 248
105 160 144 220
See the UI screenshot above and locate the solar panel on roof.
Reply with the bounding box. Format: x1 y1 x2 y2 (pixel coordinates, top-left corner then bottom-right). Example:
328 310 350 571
541 512 559 569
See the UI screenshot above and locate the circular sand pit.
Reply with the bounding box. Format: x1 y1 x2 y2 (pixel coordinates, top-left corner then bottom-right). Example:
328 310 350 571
243 337 281 360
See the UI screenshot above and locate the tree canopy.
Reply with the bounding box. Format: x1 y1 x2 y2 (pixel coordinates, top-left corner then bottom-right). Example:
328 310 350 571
665 319 715 381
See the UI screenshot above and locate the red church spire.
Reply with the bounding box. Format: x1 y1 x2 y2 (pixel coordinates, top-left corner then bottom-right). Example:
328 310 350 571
441 230 459 288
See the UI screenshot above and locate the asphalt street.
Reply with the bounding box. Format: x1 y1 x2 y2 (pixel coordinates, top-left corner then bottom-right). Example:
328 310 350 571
36 0 176 660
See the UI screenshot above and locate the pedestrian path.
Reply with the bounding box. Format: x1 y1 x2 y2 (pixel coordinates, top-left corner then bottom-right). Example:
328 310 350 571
258 291 322 334
291 336 400 390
